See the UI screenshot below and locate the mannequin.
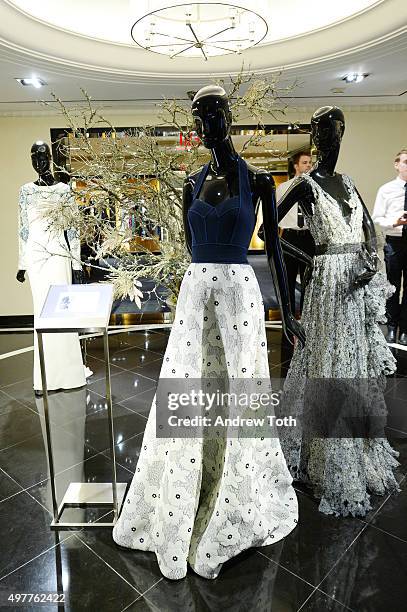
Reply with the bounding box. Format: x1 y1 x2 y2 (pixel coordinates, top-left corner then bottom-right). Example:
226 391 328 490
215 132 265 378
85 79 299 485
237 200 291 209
17 142 83 285
32 141 57 186
113 86 299 581
183 85 305 345
277 107 378 285
275 106 399 517
16 141 87 391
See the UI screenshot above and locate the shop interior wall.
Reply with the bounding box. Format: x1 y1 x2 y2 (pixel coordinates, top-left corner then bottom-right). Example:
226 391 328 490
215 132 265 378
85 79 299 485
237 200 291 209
0 107 406 317
0 110 161 318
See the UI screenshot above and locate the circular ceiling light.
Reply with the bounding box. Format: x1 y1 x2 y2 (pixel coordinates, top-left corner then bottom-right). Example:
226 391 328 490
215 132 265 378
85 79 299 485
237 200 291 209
342 72 369 83
130 1 268 60
9 1 381 47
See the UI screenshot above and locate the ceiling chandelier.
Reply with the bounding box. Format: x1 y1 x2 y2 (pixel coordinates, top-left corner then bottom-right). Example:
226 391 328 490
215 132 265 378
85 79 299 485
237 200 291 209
130 1 268 60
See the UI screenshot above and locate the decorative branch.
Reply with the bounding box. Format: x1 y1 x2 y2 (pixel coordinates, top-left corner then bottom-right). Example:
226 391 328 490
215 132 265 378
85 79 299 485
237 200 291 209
42 67 298 313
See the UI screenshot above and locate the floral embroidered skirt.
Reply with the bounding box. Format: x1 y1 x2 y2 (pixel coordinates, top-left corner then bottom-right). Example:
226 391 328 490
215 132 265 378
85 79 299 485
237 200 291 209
279 253 399 518
112 263 298 580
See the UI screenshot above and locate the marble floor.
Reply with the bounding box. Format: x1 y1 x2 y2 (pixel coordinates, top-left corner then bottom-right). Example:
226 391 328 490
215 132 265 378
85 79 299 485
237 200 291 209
0 329 406 611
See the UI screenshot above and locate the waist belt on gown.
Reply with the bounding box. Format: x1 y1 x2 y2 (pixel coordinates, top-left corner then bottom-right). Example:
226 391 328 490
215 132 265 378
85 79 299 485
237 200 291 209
314 243 362 256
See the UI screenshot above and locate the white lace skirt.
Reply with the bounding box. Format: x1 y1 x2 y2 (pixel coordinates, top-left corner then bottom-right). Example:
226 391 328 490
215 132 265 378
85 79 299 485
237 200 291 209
113 263 298 580
280 253 399 517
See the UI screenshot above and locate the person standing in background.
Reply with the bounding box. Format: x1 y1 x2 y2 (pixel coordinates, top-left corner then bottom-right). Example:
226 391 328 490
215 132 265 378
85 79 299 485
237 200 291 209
277 151 315 315
372 149 407 345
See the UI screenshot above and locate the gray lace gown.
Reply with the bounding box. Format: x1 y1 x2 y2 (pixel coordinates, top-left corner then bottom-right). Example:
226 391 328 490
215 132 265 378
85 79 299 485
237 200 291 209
279 172 400 517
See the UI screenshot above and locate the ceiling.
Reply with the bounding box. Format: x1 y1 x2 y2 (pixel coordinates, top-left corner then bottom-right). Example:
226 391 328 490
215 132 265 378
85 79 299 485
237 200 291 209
0 0 406 115
8 0 379 46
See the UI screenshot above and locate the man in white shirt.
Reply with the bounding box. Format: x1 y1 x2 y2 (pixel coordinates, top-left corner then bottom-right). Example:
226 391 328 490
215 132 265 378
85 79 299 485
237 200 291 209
372 149 407 344
277 151 315 315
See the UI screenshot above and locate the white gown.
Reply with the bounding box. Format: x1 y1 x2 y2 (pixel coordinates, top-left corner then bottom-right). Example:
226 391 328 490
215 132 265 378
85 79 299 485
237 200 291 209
278 173 399 517
113 263 298 580
18 181 86 391
113 156 298 580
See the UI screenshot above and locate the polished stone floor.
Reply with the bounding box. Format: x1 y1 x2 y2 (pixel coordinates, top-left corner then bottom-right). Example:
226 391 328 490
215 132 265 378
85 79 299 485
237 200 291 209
0 328 406 611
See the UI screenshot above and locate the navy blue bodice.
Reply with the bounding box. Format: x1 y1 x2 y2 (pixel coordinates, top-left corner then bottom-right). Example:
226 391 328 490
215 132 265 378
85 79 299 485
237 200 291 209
187 155 256 264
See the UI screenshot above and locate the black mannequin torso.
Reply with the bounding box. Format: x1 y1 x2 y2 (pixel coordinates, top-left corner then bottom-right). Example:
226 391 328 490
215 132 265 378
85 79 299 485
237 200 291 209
185 136 242 205
277 174 355 224
193 166 239 204
310 170 352 221
183 85 305 345
34 173 57 187
185 157 263 214
277 106 378 286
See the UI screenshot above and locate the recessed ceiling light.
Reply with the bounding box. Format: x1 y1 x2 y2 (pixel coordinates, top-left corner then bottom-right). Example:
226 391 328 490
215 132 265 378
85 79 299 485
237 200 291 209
342 73 369 84
15 77 47 88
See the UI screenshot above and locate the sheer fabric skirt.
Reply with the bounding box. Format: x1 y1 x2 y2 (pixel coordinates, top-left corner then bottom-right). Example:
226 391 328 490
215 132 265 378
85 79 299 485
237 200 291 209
279 252 399 517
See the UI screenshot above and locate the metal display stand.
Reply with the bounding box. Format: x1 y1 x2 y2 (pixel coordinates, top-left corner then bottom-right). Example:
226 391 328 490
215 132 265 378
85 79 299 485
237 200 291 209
36 284 126 530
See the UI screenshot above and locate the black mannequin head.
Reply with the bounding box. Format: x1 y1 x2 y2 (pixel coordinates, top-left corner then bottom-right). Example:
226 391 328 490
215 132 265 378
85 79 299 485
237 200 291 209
311 106 345 153
30 141 57 186
31 141 52 175
191 85 233 149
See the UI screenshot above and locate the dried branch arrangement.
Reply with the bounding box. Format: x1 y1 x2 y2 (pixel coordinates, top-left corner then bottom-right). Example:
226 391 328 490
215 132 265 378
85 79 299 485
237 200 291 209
44 67 297 312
